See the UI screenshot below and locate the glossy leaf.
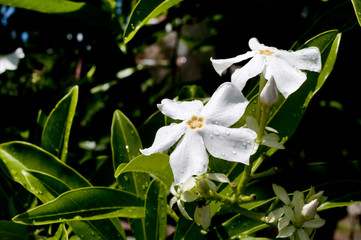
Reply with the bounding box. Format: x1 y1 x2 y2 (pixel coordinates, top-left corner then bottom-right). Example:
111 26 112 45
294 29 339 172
115 153 173 188
123 0 183 43
111 110 150 239
12 187 145 225
41 86 78 162
144 179 167 240
47 224 68 240
352 0 361 26
0 141 126 240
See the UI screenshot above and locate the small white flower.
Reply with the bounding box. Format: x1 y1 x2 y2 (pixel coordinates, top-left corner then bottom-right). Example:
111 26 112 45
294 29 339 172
0 48 25 74
141 82 257 184
211 38 321 98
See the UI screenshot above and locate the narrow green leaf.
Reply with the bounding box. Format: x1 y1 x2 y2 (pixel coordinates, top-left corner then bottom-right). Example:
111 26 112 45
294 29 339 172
318 201 361 211
123 0 183 43
111 109 143 171
352 0 361 26
115 153 173 188
41 86 78 162
145 179 167 240
111 110 149 240
12 187 145 225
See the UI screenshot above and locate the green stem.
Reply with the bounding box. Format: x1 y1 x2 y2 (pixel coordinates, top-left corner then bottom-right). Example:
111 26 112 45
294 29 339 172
237 164 252 196
255 73 267 123
167 206 179 222
256 104 271 144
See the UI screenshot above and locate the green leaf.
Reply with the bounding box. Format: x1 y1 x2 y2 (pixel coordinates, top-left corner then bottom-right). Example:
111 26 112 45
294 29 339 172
144 179 167 240
0 220 32 240
123 0 183 43
0 0 115 28
41 86 78 162
352 0 361 27
0 141 126 240
111 110 143 171
115 153 173 188
12 187 145 225
0 141 90 202
318 201 361 211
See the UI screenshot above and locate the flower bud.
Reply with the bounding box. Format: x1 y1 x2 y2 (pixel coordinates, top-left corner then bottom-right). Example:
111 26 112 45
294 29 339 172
260 77 278 106
301 199 318 220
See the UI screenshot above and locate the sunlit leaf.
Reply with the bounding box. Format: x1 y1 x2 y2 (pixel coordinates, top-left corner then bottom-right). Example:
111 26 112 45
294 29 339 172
115 153 173 188
123 0 184 43
318 201 361 211
12 187 145 225
352 0 361 26
41 86 78 162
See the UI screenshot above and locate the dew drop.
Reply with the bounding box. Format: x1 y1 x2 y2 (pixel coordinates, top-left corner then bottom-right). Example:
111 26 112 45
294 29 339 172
222 152 226 156
124 176 129 181
125 145 130 153
210 134 213 139
232 150 237 155
142 185 146 190
73 215 82 220
214 130 220 136
130 130 134 135
181 169 184 173
11 170 17 175
225 130 230 135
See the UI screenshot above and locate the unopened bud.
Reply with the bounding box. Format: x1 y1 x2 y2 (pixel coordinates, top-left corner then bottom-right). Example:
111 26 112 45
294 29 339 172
301 199 318 220
260 77 278 106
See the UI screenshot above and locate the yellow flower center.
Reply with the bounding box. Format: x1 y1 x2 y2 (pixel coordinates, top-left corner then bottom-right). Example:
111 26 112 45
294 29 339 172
186 116 204 130
259 49 275 56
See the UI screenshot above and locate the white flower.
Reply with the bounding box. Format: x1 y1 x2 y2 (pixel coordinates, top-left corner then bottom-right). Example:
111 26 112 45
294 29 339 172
194 204 211 230
211 38 321 98
267 185 326 240
0 48 25 74
140 82 257 185
260 76 278 106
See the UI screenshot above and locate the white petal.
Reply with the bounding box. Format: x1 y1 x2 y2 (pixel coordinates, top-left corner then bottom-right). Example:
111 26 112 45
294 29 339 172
276 47 321 72
169 197 177 210
210 51 255 76
14 48 25 59
273 184 291 205
201 82 249 127
140 123 186 155
292 191 305 220
170 131 208 185
260 76 278 106
158 99 204 120
231 54 265 91
278 216 291 230
201 124 256 164
177 200 193 220
206 173 230 183
267 56 307 98
248 37 262 50
277 225 296 238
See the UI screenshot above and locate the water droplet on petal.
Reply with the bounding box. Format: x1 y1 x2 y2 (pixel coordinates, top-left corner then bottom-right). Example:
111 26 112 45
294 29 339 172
232 150 237 155
226 130 230 135
210 134 213 139
214 130 220 136
222 153 226 156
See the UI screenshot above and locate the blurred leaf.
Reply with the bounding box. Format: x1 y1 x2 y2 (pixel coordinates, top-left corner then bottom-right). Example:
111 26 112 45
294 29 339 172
124 0 184 43
318 201 361 211
13 187 145 225
0 0 116 28
115 153 173 188
352 0 361 26
144 179 167 240
222 214 269 239
138 111 165 149
0 220 32 240
41 86 78 162
178 85 208 100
